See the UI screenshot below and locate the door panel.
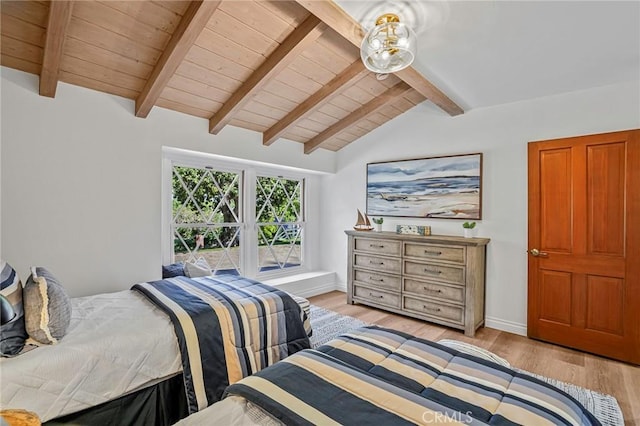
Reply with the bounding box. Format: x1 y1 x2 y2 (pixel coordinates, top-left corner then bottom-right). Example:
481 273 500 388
538 270 572 325
585 275 624 335
587 143 625 256
540 149 573 252
528 129 639 364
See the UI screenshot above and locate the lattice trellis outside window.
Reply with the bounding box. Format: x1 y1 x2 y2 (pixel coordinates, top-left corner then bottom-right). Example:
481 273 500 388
172 166 242 275
256 176 304 272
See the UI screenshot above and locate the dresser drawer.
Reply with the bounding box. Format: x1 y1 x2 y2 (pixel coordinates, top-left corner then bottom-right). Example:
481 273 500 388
403 279 464 304
354 237 402 257
404 260 465 285
404 243 465 264
354 269 401 292
403 296 464 325
355 254 402 274
354 285 401 308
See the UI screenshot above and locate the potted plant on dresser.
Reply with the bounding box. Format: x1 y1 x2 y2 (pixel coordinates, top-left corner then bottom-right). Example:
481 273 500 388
463 221 476 238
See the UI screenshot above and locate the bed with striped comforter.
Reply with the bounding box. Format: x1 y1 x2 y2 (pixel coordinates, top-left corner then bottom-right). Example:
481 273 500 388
132 274 311 415
223 326 600 426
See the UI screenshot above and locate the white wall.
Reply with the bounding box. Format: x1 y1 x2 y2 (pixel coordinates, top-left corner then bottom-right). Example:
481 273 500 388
1 67 335 296
3 64 639 334
320 80 640 335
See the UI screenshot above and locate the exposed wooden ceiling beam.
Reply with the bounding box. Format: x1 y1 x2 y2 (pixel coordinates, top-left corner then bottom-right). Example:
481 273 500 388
263 60 368 146
292 0 464 116
394 67 463 116
209 15 326 135
304 82 413 154
40 1 74 98
135 0 221 118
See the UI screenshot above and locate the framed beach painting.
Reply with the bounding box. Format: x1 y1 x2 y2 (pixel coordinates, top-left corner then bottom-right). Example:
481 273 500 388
366 153 482 219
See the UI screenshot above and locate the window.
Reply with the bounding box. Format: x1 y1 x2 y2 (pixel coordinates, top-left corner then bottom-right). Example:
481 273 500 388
171 166 242 275
256 176 303 272
164 149 311 279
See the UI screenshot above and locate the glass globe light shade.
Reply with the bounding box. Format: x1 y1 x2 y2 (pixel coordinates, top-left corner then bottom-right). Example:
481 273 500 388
360 14 417 74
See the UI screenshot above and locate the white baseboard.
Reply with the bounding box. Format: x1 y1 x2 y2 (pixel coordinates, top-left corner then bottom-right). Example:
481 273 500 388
295 281 340 298
264 271 338 298
485 316 527 336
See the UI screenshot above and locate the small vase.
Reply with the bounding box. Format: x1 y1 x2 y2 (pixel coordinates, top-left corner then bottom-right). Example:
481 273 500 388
376 223 383 232
463 228 472 238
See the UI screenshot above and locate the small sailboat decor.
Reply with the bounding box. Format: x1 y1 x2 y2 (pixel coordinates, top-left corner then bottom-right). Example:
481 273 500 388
354 209 374 231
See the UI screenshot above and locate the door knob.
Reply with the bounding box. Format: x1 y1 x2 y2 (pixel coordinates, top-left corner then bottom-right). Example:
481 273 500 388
529 248 548 257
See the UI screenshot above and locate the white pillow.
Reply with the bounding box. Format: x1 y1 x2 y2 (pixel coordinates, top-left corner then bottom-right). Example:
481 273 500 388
184 258 212 278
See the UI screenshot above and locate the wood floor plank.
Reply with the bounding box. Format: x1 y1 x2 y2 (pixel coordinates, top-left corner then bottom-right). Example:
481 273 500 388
309 291 640 424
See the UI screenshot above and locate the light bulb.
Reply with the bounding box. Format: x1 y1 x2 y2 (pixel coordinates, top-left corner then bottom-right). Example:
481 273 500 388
360 15 417 73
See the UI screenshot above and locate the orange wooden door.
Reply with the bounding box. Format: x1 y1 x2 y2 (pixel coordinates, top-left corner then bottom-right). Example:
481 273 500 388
528 129 640 364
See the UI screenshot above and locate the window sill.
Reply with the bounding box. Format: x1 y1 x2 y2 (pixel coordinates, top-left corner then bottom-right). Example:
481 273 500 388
263 271 337 298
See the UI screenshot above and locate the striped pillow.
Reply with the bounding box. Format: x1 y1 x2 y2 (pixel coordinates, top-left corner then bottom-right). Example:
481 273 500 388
0 261 27 356
23 267 72 345
437 339 511 367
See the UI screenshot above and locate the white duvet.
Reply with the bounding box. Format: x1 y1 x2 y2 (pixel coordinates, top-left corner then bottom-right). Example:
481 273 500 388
0 290 182 421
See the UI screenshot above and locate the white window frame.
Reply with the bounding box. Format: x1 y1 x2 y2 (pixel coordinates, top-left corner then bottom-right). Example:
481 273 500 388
170 163 245 274
162 147 315 280
250 169 306 278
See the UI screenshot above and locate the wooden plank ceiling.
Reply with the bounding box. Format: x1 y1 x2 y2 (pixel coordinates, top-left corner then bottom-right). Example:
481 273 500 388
0 0 463 153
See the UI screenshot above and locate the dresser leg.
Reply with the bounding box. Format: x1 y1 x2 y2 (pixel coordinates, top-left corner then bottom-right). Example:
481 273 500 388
464 326 475 337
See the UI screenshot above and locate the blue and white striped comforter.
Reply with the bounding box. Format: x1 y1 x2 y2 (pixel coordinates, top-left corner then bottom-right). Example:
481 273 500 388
133 275 310 414
225 326 601 425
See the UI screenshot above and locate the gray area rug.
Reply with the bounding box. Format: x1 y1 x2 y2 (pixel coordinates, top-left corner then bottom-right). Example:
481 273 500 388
309 305 369 348
308 304 624 426
516 369 624 426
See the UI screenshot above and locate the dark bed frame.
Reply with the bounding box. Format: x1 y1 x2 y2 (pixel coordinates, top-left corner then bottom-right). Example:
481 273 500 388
45 374 189 426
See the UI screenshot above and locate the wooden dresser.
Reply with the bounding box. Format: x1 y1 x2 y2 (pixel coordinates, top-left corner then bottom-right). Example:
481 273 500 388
345 230 490 336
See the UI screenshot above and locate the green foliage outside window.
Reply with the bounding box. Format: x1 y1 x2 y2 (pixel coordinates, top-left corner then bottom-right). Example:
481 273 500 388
172 168 303 254
172 166 239 253
256 176 302 245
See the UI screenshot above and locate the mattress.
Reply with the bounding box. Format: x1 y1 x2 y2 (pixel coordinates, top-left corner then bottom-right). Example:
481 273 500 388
176 395 284 426
0 285 312 422
0 290 181 422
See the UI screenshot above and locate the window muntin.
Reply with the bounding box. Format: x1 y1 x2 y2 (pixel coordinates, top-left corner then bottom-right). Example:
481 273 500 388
172 166 242 275
255 176 304 273
169 162 307 277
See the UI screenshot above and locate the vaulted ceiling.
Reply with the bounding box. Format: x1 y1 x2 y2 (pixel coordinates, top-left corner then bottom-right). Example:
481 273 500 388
0 0 463 153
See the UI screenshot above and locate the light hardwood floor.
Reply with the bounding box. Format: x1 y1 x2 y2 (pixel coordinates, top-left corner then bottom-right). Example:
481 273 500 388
309 291 640 425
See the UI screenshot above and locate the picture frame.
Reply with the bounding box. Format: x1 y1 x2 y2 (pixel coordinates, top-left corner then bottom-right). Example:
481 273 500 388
396 225 431 236
366 153 482 219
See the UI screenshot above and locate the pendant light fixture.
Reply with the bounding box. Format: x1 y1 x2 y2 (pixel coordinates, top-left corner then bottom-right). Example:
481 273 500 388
360 13 417 74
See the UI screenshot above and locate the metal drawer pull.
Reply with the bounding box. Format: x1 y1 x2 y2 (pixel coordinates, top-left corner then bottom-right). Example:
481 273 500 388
369 293 384 299
424 250 442 256
424 268 441 275
369 276 384 282
370 261 384 265
422 305 441 313
369 244 385 248
423 287 442 293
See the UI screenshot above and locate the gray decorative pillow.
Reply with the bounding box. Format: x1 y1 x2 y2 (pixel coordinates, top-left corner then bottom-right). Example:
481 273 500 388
0 260 27 356
23 267 72 344
184 258 212 278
